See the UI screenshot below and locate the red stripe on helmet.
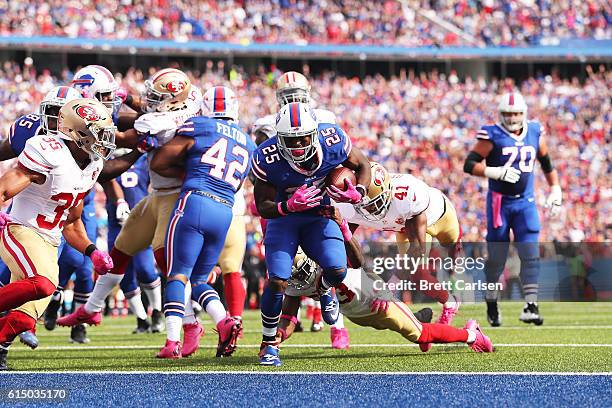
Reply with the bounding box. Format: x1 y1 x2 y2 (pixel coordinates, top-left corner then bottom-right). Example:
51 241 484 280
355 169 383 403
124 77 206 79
214 87 225 113
289 103 300 128
57 86 69 98
509 94 515 105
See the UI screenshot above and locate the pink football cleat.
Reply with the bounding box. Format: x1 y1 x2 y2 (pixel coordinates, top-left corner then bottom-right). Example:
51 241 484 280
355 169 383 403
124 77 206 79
157 340 182 359
330 327 350 350
182 321 204 357
464 319 494 353
437 298 461 326
215 317 242 357
56 305 102 327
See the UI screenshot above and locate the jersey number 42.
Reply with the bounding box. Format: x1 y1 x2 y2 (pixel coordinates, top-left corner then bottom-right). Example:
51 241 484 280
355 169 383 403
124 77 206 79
201 139 249 189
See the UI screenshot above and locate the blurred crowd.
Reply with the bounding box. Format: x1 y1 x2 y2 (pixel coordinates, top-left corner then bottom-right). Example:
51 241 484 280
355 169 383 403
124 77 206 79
0 0 609 47
0 60 609 249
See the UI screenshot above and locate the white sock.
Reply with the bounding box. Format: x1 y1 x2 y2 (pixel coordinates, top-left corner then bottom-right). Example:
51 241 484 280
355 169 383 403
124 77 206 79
127 294 148 320
466 329 477 343
84 273 123 313
182 286 196 325
206 299 227 325
144 283 162 311
332 313 345 329
166 315 182 342
443 294 457 309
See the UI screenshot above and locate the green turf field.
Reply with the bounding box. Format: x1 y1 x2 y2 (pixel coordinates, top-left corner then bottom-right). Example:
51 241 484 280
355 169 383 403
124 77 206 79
6 302 612 372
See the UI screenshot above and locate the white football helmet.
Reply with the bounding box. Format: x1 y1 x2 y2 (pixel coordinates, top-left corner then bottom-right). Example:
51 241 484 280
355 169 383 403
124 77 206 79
202 86 239 121
144 68 192 112
276 71 311 107
39 86 82 136
275 102 319 165
58 98 117 161
71 65 120 114
498 92 527 132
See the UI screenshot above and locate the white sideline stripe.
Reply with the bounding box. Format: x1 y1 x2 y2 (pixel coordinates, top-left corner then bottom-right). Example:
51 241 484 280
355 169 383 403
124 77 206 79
0 371 609 376
10 343 612 351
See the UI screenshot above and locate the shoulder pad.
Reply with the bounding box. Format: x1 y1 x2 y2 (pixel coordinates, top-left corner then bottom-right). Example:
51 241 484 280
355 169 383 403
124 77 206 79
134 112 177 135
314 108 337 125
18 136 61 175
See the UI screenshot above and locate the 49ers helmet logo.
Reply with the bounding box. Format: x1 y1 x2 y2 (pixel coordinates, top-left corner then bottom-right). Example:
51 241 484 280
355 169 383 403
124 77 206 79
75 105 101 121
166 81 186 93
373 166 386 186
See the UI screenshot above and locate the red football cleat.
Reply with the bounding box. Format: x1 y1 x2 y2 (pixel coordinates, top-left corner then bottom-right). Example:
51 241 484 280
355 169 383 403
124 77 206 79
157 340 182 359
215 317 241 357
330 327 350 350
56 305 102 327
182 321 204 357
465 319 494 353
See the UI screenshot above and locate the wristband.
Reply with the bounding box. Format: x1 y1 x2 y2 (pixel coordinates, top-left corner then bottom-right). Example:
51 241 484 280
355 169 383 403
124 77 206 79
277 201 289 216
339 218 353 241
117 198 127 204
280 314 299 325
355 184 367 198
84 244 97 257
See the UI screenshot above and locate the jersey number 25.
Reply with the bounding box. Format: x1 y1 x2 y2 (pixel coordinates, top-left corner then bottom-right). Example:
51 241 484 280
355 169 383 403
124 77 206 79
201 139 249 189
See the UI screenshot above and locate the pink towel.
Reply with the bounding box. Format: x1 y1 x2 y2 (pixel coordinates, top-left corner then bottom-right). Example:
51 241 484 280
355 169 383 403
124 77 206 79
492 191 503 228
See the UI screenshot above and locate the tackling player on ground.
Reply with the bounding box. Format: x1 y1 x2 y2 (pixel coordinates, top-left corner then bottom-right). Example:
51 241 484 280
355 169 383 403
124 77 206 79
277 206 493 353
336 162 463 352
463 92 562 326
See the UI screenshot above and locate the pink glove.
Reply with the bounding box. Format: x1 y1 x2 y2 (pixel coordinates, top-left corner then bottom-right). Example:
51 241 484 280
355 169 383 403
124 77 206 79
116 87 128 103
0 212 10 231
370 298 390 315
91 250 113 275
284 184 322 213
339 218 352 242
326 179 363 203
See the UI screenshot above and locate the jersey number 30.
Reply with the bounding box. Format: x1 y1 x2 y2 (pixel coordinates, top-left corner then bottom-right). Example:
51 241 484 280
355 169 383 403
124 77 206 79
201 139 249 189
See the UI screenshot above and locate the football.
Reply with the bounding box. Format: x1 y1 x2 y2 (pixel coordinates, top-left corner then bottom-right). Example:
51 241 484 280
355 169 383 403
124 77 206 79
325 167 356 191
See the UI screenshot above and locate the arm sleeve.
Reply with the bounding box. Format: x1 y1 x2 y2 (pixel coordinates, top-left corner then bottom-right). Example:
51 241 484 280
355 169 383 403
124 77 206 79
175 121 196 138
18 138 54 176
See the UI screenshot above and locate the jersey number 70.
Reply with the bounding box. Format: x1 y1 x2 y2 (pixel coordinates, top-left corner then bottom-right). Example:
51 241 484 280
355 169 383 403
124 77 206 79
201 139 249 189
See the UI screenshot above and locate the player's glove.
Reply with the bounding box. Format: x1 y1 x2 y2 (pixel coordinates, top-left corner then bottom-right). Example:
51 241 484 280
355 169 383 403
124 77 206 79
115 199 131 226
90 250 113 275
326 179 363 203
0 212 10 231
545 184 562 217
370 298 389 315
484 166 521 184
116 87 128 103
136 131 159 153
284 184 323 213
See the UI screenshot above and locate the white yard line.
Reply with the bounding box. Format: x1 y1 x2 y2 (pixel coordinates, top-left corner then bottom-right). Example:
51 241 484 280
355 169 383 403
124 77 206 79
9 343 612 351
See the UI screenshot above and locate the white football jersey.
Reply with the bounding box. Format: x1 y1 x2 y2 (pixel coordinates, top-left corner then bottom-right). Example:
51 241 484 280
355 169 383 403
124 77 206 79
252 108 337 140
285 268 393 318
337 173 446 232
11 135 103 246
135 87 203 191
233 188 246 216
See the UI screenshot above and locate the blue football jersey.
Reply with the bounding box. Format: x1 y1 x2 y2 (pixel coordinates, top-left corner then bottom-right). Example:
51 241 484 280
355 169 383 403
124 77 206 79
252 122 352 206
106 155 149 226
116 155 149 208
478 121 542 197
8 113 43 155
176 116 255 204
